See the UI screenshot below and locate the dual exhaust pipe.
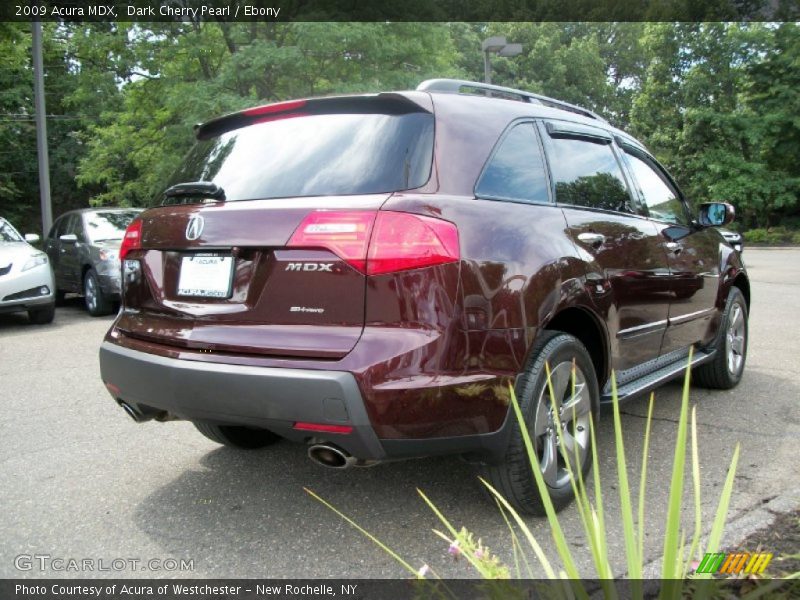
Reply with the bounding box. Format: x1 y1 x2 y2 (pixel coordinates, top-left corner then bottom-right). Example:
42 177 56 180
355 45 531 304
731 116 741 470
307 444 378 470
119 401 373 470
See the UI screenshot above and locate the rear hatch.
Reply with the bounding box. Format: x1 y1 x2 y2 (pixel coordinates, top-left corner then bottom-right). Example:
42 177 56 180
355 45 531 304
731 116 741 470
117 93 435 359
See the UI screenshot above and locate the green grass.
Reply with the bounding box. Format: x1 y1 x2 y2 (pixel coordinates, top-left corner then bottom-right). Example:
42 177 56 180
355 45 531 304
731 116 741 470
306 359 795 597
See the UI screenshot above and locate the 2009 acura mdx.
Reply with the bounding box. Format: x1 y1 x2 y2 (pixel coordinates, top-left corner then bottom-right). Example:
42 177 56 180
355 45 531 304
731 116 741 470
99 79 749 514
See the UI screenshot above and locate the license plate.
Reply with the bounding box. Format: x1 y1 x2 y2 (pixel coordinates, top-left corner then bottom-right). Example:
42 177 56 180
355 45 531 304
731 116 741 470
177 255 233 298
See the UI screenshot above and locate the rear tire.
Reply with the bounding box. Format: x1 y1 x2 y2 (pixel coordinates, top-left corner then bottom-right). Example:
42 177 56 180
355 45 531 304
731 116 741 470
480 331 599 515
693 287 748 389
193 421 281 449
84 268 113 316
28 303 55 325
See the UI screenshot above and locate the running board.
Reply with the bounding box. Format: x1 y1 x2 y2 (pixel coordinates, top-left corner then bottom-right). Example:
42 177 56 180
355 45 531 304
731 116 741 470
601 348 716 404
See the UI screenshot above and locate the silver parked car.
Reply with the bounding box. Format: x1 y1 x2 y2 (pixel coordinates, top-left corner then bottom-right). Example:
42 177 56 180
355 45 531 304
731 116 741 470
0 217 55 324
44 208 143 316
719 228 743 253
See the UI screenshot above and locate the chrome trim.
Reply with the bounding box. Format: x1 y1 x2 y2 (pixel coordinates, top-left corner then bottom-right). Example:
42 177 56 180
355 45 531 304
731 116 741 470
668 307 716 326
617 319 669 339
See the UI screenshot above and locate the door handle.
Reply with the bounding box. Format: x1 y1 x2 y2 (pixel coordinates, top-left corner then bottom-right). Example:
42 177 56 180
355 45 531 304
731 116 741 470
577 232 606 247
665 241 682 254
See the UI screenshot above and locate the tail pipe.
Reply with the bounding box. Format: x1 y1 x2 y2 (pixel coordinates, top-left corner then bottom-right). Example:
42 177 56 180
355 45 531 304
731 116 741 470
117 400 171 423
307 444 379 470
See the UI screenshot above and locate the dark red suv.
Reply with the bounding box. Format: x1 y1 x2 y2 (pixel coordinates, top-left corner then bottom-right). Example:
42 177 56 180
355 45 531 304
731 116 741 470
99 79 749 514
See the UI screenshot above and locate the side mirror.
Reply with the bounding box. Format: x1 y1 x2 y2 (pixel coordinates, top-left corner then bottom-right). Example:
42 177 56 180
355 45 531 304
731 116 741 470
698 202 735 227
59 233 78 243
24 233 40 243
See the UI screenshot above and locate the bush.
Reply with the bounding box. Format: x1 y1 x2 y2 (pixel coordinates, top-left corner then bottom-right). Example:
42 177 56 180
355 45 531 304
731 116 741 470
745 228 769 243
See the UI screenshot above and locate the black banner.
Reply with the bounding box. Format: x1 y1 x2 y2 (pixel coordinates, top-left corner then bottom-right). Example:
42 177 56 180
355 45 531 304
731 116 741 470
1 0 799 23
2 579 799 600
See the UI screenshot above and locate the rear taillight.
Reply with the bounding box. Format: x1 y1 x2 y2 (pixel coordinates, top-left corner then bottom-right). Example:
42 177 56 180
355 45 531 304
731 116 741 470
288 210 459 275
119 219 143 260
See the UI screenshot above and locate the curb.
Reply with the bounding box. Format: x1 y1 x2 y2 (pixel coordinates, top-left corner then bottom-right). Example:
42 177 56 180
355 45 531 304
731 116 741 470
640 486 800 579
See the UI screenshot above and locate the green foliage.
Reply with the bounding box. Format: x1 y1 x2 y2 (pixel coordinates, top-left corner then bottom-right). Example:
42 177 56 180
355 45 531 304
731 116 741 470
307 361 757 597
3 22 799 230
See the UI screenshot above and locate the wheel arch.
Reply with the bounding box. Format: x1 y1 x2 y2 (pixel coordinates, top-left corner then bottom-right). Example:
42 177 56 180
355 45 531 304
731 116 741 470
542 305 609 389
731 271 750 312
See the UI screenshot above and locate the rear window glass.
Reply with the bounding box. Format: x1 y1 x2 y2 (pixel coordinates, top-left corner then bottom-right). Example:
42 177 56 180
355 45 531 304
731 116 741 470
164 112 434 203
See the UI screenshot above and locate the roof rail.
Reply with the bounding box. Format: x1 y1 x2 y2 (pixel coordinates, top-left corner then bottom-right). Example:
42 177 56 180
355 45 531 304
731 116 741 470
417 78 607 123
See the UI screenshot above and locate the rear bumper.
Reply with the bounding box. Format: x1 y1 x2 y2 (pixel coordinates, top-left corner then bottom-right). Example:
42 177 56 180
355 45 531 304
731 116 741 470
99 341 386 460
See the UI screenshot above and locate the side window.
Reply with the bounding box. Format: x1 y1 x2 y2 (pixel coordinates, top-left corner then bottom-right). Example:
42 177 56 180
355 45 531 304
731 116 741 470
623 151 687 225
475 123 549 204
47 218 61 240
546 135 632 212
66 215 85 241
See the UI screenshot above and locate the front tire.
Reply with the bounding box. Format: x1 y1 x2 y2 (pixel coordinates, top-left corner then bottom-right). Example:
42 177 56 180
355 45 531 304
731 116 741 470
84 268 113 316
693 287 748 389
481 331 599 515
193 421 281 449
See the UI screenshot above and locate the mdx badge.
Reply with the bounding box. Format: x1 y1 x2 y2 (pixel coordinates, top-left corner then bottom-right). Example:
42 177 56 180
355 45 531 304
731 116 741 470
285 262 334 272
185 215 205 241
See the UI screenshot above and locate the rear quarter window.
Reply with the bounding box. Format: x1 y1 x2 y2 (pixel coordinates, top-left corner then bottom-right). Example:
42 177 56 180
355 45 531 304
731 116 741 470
475 122 549 204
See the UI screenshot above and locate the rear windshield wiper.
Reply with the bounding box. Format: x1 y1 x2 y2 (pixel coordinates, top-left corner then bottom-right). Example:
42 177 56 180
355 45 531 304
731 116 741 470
163 181 226 205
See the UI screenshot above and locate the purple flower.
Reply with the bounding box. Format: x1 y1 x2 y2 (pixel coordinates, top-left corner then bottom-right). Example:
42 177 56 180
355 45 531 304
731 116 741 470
448 541 461 557
475 548 485 559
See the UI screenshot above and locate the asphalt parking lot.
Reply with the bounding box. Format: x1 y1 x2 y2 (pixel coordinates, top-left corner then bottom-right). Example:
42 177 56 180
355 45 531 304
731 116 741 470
1 247 798 579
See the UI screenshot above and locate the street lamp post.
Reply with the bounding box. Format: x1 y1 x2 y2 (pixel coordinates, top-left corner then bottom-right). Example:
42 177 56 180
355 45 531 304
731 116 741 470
481 36 523 84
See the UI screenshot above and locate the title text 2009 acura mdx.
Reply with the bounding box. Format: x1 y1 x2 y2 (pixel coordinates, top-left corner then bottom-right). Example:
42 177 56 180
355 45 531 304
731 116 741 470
99 79 749 514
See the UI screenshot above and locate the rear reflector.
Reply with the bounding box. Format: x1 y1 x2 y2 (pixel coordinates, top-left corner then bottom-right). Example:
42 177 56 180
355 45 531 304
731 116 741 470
293 422 354 434
288 210 459 275
119 219 143 260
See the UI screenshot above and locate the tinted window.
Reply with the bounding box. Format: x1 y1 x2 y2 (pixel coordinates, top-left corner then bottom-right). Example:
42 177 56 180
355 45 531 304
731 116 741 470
64 215 84 240
548 136 631 212
476 123 549 204
165 112 434 203
623 151 686 225
84 211 140 243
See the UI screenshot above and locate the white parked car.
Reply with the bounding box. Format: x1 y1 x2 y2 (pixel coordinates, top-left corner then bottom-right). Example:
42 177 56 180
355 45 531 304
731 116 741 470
0 217 55 324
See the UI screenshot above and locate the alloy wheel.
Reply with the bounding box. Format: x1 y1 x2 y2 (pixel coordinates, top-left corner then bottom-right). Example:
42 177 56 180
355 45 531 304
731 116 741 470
532 361 593 488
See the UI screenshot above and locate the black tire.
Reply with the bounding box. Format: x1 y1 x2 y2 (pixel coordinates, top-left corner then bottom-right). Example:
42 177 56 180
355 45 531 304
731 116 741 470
193 421 281 449
28 303 55 325
83 268 113 316
693 287 748 389
480 331 600 516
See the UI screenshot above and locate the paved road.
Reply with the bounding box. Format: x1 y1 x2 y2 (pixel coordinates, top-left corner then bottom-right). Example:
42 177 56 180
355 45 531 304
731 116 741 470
1 248 798 579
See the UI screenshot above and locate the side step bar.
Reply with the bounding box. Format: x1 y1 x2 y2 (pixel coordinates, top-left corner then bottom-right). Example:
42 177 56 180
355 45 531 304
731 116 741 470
601 348 716 404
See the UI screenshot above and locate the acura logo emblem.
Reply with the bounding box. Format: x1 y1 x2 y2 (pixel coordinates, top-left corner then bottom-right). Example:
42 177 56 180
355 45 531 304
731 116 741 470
185 215 204 241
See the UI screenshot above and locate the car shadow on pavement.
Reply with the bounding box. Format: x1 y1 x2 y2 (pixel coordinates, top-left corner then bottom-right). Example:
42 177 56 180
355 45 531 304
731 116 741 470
131 440 506 577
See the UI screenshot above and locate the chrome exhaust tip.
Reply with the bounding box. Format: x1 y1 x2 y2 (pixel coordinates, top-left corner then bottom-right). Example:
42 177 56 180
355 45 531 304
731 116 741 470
307 444 356 470
118 401 143 423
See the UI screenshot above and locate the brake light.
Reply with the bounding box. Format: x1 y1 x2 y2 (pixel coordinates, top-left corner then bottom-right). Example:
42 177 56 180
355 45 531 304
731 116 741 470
288 211 376 272
288 210 459 275
367 212 459 275
119 219 143 260
242 99 307 117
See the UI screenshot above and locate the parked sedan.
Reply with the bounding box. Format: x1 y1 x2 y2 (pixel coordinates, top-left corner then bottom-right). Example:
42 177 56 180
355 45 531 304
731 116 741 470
44 208 143 316
0 217 55 324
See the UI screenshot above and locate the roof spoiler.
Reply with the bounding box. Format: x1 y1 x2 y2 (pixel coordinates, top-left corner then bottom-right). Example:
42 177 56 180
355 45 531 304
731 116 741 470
194 93 431 140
